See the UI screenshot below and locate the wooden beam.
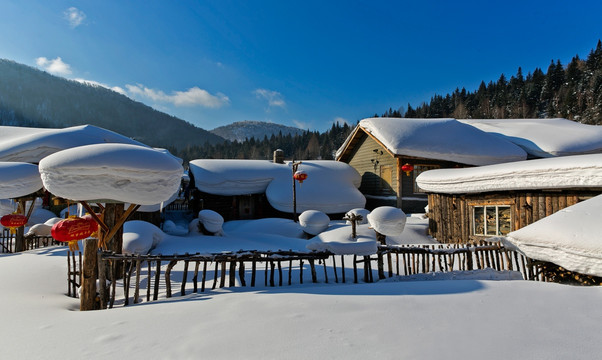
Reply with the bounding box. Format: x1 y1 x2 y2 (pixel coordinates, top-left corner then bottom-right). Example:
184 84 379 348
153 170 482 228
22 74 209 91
79 201 109 232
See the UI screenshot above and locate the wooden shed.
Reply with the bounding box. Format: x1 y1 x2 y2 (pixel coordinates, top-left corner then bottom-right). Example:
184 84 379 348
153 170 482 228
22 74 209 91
336 118 527 213
417 154 602 243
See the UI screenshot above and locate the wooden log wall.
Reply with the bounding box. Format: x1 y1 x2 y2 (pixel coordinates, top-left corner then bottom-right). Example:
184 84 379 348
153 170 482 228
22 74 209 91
428 190 600 244
65 242 541 310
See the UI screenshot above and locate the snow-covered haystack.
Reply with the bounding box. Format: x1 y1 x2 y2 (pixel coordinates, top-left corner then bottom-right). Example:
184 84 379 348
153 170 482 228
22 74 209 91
345 208 370 225
198 209 224 235
460 118 602 158
266 160 365 214
502 194 602 277
367 206 406 236
39 143 183 205
123 220 164 255
0 124 149 163
189 159 287 196
0 162 43 199
298 210 330 235
416 154 602 194
338 118 527 165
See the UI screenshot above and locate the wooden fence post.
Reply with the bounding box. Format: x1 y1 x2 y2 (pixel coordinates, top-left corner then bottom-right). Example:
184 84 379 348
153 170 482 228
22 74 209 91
80 238 99 311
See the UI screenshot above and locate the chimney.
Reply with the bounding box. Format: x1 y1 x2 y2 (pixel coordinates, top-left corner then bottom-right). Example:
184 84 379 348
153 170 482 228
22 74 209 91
273 149 284 164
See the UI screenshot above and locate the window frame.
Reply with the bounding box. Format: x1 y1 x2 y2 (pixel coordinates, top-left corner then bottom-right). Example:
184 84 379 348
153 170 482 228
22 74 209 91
471 204 512 237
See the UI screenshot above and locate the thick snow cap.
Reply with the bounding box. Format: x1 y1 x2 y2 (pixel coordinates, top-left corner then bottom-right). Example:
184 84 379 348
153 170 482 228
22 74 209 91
189 159 287 195
0 124 149 163
0 162 43 199
502 194 602 277
460 118 602 158
416 154 602 194
39 143 183 205
338 118 527 165
298 210 330 235
367 206 407 236
189 159 366 214
266 161 365 214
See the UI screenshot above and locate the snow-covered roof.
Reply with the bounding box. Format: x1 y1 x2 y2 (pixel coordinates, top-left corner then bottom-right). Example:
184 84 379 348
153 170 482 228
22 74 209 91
460 118 602 158
416 154 602 194
189 159 287 196
0 124 148 163
0 162 43 198
39 143 183 205
502 194 602 277
336 118 527 166
189 159 366 214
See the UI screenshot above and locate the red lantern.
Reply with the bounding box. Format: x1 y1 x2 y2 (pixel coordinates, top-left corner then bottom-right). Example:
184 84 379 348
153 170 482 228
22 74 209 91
51 216 98 243
401 163 414 176
1 214 28 233
293 170 308 184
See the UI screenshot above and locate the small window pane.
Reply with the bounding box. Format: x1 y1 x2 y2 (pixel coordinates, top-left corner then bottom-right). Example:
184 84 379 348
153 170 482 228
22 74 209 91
498 206 511 235
485 207 497 235
473 207 484 235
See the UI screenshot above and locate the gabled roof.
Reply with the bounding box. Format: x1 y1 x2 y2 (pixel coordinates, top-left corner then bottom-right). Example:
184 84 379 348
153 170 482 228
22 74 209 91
459 118 602 158
336 118 527 166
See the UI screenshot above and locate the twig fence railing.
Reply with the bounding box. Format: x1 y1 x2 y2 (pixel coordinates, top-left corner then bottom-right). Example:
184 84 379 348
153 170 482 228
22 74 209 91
68 241 539 310
1 228 62 253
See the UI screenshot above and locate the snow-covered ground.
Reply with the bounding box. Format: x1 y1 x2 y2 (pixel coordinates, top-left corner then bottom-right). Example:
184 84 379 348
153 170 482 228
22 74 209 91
1 246 601 360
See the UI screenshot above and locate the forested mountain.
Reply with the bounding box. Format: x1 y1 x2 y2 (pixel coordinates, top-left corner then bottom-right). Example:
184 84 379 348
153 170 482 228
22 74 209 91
383 40 602 124
211 120 305 142
0 59 225 150
175 122 353 162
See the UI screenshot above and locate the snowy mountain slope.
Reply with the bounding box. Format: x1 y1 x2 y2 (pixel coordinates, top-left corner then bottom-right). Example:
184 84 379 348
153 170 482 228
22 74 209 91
211 120 305 142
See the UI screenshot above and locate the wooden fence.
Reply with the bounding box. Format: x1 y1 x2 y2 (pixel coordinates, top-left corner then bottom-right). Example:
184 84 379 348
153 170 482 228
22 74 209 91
1 228 62 253
67 241 540 310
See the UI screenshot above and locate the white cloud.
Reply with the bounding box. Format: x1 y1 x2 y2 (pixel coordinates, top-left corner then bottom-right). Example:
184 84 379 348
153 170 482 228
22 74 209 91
36 57 72 76
64 7 86 28
125 84 229 108
253 88 286 111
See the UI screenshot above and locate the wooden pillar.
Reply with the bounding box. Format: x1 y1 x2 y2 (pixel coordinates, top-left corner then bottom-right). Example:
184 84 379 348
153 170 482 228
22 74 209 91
80 238 99 311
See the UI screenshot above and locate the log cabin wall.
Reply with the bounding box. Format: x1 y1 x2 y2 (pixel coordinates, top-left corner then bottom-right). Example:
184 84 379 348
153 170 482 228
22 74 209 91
427 189 602 244
347 133 399 209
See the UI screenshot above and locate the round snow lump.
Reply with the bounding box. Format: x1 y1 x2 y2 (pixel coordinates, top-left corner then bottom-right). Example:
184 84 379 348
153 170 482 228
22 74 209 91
345 208 370 225
299 210 330 235
0 162 43 199
39 143 183 205
367 206 406 236
198 209 224 234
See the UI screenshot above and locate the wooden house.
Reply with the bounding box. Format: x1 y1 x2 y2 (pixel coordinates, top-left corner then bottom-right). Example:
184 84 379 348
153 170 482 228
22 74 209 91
416 154 602 243
336 118 527 213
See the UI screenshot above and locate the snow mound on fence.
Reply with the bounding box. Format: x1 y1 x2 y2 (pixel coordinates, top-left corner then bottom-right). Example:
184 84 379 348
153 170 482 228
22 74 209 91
39 143 183 205
502 194 602 277
307 223 378 255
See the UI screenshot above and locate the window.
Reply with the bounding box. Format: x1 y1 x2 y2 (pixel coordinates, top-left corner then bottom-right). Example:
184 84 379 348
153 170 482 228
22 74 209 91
472 205 511 236
412 165 440 193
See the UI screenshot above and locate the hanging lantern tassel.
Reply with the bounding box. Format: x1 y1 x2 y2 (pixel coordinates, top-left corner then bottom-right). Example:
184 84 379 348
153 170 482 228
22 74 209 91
1 213 28 234
401 163 414 176
293 170 308 185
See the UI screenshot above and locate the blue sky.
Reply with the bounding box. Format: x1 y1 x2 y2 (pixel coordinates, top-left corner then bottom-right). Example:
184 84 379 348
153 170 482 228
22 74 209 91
1 1 602 132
